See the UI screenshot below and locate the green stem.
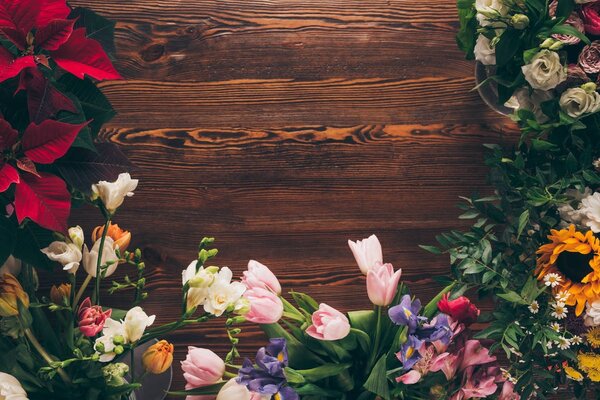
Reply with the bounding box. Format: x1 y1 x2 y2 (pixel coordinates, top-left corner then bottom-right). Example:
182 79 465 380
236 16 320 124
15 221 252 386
73 274 93 307
94 217 111 306
24 328 71 385
130 346 135 383
368 306 383 370
423 282 457 319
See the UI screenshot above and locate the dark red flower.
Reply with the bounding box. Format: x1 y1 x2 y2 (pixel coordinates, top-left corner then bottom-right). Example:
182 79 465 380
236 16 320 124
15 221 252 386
581 2 600 36
0 0 121 83
437 294 480 326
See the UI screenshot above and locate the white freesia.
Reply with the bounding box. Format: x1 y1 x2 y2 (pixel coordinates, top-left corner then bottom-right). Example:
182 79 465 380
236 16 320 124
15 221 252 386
216 378 270 400
521 50 567 90
41 241 82 274
581 192 600 232
68 226 84 248
475 0 509 26
203 267 246 317
348 234 383 275
0 372 28 400
584 299 600 326
123 306 156 342
504 88 553 123
94 318 127 362
82 237 119 278
91 173 139 213
182 260 217 311
559 87 600 118
0 255 21 277
474 35 496 65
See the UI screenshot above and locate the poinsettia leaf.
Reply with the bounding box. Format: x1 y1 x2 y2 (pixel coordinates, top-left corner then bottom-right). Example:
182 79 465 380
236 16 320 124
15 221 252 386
56 142 136 193
71 7 116 57
0 118 18 151
0 48 35 83
0 27 26 50
35 18 74 51
14 172 70 233
58 74 116 136
0 163 19 192
21 119 87 164
17 68 77 123
51 28 121 81
16 158 39 178
36 0 71 28
54 95 96 151
0 0 40 37
13 221 55 270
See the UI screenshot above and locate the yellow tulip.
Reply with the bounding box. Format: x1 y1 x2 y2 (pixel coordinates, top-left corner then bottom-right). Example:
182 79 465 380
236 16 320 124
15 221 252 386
0 273 29 317
92 223 131 252
50 283 72 306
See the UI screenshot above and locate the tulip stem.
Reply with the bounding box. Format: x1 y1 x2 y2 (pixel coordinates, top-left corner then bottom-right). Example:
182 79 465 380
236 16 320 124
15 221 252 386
94 217 111 307
368 306 383 370
74 274 93 308
24 328 71 385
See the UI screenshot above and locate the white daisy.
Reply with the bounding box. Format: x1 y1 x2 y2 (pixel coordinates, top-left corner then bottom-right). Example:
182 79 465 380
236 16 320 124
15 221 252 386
555 291 570 303
551 302 568 320
557 336 571 350
550 322 561 332
544 273 562 288
571 335 583 345
529 300 540 314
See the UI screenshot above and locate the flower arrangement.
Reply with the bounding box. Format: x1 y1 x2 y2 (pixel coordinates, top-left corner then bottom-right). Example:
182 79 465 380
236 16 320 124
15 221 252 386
172 236 516 400
457 0 600 132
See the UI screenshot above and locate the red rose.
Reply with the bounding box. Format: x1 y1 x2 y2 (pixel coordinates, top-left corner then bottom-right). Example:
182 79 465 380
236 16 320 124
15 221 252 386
581 3 600 36
437 294 480 325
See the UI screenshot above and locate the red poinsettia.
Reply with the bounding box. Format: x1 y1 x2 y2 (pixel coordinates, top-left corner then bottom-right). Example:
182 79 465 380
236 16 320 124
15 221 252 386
0 0 121 83
0 117 86 232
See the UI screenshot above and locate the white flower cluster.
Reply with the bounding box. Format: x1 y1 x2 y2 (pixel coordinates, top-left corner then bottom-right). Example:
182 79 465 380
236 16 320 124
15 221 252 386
558 188 600 233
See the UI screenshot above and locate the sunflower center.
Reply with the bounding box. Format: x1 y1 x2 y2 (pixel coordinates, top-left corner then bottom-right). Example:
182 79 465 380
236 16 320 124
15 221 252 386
556 251 594 283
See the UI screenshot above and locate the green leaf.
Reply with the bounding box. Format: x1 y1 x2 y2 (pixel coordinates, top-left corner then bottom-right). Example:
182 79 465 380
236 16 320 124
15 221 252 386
459 210 479 219
295 384 343 397
0 216 16 265
363 355 390 400
496 29 523 67
556 0 575 18
551 24 591 45
418 244 441 254
290 291 320 313
497 291 528 305
517 209 529 240
456 0 477 58
294 363 352 383
168 383 224 396
531 139 558 152
12 223 54 270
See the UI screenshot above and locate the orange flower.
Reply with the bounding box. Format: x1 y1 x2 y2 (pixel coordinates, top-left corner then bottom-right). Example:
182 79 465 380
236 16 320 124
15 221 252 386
92 223 131 252
50 283 71 305
0 273 30 317
142 340 174 374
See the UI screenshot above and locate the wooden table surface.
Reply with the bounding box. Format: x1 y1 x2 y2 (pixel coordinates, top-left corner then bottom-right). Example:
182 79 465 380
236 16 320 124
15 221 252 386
68 0 518 396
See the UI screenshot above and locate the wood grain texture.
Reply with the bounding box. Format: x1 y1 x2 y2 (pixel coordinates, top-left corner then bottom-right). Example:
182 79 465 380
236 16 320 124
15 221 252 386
67 0 518 396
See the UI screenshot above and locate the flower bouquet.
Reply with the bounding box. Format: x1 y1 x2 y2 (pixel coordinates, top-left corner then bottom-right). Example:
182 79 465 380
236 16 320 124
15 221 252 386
457 0 600 132
172 235 517 400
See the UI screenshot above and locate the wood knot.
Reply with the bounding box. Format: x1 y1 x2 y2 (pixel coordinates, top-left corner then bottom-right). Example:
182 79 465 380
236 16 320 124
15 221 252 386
140 44 165 62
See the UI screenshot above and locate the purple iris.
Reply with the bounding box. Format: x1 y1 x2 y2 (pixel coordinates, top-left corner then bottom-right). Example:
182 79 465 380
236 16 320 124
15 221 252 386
398 334 423 370
237 338 299 400
388 294 425 333
416 313 452 345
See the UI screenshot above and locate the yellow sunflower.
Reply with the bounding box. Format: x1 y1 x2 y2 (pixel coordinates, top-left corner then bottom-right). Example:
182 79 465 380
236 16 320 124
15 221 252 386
587 327 600 348
577 352 600 382
536 225 600 315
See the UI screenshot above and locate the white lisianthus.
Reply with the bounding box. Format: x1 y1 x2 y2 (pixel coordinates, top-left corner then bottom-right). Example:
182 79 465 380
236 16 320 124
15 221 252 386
580 192 600 232
68 226 84 248
123 306 156 342
504 88 553 123
0 255 21 277
474 35 496 65
182 260 218 311
558 188 593 229
0 372 28 399
41 241 82 274
91 173 139 214
475 0 509 26
559 87 600 118
82 237 119 278
584 299 600 326
203 267 246 317
521 50 567 90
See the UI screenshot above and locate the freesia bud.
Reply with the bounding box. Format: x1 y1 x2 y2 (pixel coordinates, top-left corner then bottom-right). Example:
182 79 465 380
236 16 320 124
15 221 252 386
123 306 155 342
540 38 555 49
91 173 138 214
113 345 124 355
113 335 125 345
92 223 132 253
68 226 84 248
50 283 71 306
366 262 402 306
582 82 598 93
511 14 529 30
243 288 283 324
306 303 350 341
102 363 129 387
549 40 564 50
181 347 225 389
242 260 281 294
142 340 174 374
0 273 29 317
348 234 383 275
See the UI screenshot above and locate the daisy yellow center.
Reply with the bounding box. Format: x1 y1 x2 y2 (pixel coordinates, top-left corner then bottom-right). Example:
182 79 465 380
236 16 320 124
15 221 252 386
556 251 594 283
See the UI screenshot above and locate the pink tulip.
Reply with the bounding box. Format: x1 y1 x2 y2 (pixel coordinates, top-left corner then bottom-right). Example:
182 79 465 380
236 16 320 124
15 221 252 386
77 297 112 337
366 262 401 306
348 234 383 275
181 347 225 390
459 340 496 372
306 303 350 341
242 260 281 295
243 287 283 324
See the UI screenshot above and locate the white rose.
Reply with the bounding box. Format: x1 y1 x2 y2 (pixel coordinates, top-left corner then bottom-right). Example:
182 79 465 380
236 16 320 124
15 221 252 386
474 35 496 65
559 87 600 118
182 260 217 311
475 0 509 26
82 237 119 278
95 318 128 362
585 299 600 326
91 173 139 213
348 234 383 275
41 241 82 274
123 306 155 342
521 50 567 90
0 255 21 277
68 226 84 248
203 267 246 317
575 0 597 3
504 88 553 123
580 192 600 232
0 372 28 400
